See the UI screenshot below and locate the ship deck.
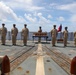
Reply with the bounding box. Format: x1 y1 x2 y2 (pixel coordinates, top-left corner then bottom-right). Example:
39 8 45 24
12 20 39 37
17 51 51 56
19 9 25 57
0 40 76 75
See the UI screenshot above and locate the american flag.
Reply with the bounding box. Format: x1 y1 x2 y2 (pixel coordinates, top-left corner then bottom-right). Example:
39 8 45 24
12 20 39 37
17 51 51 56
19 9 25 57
57 24 62 32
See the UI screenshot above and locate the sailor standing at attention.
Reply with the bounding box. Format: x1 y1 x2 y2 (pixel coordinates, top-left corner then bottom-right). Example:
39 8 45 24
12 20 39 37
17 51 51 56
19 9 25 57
63 27 68 47
38 26 42 42
0 23 7 45
22 24 29 46
11 24 18 45
51 25 58 46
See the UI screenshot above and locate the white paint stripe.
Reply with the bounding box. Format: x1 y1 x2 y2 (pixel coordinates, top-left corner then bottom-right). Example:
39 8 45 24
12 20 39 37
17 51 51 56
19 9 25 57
35 44 45 75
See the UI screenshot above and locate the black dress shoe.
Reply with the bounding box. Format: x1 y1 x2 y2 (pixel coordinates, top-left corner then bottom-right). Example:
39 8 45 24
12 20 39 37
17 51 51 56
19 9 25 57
12 44 16 46
24 44 27 46
14 44 16 46
1 44 5 45
64 45 67 47
52 45 56 47
53 45 56 46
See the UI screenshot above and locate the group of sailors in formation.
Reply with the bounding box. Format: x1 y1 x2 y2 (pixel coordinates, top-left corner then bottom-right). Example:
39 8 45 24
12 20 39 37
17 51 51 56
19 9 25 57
37 25 76 47
0 23 76 47
0 23 29 46
51 25 68 47
51 25 76 47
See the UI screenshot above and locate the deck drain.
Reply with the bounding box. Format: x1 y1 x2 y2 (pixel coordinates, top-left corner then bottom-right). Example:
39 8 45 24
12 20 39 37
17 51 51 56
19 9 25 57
26 70 30 73
68 54 71 55
17 67 23 70
46 60 50 62
49 68 52 71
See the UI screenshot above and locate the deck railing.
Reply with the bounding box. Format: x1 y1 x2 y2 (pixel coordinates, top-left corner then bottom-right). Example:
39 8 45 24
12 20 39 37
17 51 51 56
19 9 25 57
0 32 74 41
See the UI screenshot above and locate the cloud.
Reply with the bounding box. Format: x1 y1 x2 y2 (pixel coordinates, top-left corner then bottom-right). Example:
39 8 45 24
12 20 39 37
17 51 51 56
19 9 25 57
18 16 26 23
57 16 65 22
28 6 44 11
56 2 76 13
37 13 42 17
24 12 51 26
69 14 76 23
5 0 44 12
50 2 76 25
15 0 33 4
1 0 76 32
0 1 26 23
37 13 51 25
24 13 37 23
49 2 76 14
48 15 52 19
50 3 57 6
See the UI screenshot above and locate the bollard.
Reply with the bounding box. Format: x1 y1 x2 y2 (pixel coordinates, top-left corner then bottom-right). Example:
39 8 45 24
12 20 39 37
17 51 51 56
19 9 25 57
1 55 10 75
70 56 76 75
0 56 3 75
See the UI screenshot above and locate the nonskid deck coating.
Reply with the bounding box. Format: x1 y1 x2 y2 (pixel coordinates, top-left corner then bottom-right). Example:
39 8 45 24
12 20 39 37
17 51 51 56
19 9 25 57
0 41 75 75
10 43 69 75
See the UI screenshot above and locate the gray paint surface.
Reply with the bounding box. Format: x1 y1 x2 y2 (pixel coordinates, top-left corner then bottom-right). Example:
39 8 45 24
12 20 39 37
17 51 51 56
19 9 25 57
0 41 75 75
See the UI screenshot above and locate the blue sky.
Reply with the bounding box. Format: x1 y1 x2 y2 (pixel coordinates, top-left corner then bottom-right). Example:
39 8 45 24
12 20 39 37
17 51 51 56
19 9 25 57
0 0 76 32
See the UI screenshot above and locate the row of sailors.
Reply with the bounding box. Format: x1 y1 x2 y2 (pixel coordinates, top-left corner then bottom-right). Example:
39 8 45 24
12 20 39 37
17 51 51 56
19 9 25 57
0 23 76 47
38 25 76 47
51 25 76 47
0 23 29 46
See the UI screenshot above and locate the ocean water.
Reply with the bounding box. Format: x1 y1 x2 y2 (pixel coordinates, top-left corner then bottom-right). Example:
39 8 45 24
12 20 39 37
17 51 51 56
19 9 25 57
0 32 74 41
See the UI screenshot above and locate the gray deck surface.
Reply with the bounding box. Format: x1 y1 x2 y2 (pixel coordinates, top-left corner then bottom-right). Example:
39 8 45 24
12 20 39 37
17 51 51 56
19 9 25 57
45 41 76 59
0 40 75 75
